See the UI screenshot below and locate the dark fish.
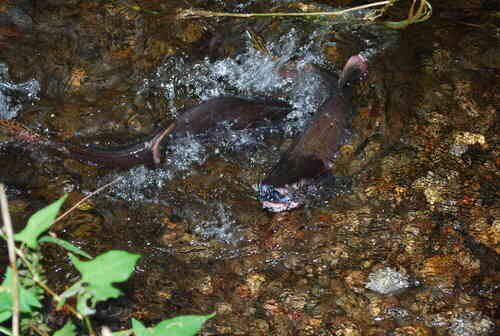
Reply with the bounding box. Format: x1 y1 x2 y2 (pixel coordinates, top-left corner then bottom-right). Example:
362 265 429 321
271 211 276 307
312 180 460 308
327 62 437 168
0 118 174 168
169 96 290 138
0 96 291 169
260 55 368 212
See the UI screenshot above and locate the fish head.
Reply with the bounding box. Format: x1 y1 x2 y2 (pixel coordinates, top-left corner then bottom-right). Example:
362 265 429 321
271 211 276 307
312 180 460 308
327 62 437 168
259 154 327 213
338 55 368 93
259 183 306 213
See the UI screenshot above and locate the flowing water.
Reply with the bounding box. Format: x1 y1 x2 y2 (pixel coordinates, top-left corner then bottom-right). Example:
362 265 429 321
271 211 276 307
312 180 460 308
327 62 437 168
0 0 498 334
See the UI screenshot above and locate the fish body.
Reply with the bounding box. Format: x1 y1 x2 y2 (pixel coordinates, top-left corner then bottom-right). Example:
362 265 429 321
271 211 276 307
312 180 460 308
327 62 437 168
0 96 291 169
260 55 368 212
170 96 290 137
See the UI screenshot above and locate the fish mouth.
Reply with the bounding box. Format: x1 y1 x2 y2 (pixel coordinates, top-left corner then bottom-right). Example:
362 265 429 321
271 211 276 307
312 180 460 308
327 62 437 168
348 55 368 74
259 185 305 213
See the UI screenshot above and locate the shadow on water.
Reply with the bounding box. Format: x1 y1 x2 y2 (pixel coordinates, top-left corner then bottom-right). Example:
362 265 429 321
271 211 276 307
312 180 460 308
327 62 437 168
0 0 498 333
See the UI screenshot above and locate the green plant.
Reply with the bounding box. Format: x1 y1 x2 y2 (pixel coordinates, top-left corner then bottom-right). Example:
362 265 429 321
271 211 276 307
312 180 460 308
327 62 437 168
367 0 432 29
0 185 214 335
124 0 432 30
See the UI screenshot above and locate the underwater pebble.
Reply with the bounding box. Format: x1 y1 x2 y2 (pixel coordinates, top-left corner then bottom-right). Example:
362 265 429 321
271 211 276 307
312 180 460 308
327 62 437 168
393 325 432 336
470 216 500 254
365 267 410 294
450 131 486 157
448 312 494 336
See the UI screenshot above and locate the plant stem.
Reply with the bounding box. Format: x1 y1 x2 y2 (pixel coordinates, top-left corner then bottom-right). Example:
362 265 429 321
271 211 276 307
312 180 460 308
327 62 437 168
84 316 95 336
54 177 122 225
178 1 390 19
13 246 84 320
0 184 20 336
29 321 50 336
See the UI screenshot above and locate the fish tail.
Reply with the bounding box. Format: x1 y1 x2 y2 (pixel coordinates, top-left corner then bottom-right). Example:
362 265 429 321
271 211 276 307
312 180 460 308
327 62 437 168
147 123 175 166
0 119 68 154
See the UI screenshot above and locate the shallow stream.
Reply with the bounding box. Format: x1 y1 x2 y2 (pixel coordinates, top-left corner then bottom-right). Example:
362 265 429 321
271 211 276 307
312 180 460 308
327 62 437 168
0 0 498 335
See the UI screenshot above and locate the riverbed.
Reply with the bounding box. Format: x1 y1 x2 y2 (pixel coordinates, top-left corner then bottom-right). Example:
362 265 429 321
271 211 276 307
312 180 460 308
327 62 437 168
0 0 498 335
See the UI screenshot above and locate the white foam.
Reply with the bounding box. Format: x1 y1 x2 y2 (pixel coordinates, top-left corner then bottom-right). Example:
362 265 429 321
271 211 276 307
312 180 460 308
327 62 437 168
0 63 40 120
118 18 397 206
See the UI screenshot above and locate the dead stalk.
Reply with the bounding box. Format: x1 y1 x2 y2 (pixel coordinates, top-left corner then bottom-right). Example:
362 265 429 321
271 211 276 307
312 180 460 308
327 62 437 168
177 1 391 19
0 183 20 336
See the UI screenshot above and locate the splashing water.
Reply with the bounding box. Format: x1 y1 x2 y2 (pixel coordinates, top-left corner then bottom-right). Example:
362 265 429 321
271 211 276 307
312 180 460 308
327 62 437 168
103 135 207 202
0 63 40 120
111 19 398 204
104 166 172 203
114 28 333 201
140 29 329 126
164 134 208 172
189 201 241 245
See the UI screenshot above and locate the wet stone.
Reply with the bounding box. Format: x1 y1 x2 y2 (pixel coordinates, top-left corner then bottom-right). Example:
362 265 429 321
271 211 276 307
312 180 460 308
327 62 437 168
365 267 410 295
393 325 432 336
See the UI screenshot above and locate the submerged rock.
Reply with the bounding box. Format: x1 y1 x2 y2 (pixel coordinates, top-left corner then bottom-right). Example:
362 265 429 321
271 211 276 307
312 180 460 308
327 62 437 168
365 267 410 295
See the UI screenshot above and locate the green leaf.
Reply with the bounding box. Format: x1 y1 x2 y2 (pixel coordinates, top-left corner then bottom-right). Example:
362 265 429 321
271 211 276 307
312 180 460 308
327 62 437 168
39 235 92 259
0 283 12 311
110 330 134 336
76 292 96 316
0 325 12 336
0 310 12 324
14 194 67 249
18 284 42 311
69 251 140 309
132 318 151 336
0 268 41 314
151 314 215 336
53 321 76 336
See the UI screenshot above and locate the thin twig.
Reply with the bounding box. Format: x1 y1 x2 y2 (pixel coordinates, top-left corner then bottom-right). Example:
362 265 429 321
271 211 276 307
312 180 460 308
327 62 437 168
0 197 84 323
0 184 20 336
54 177 122 225
2 177 122 325
178 1 391 19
